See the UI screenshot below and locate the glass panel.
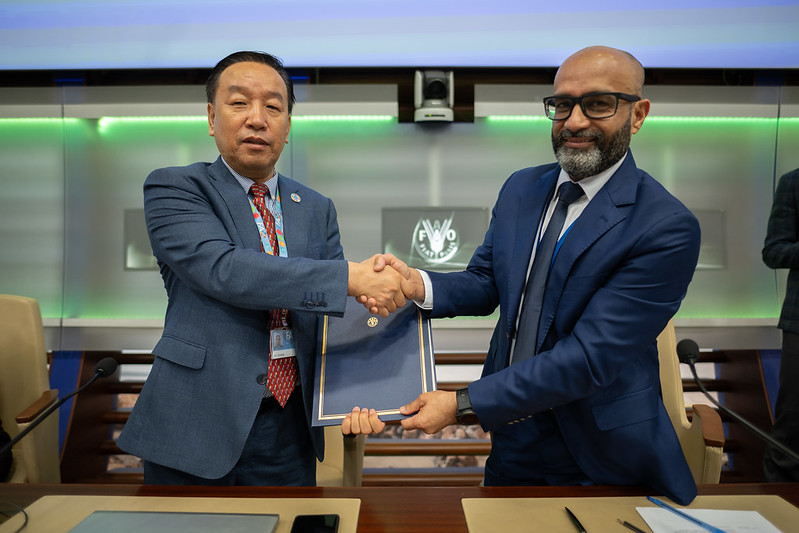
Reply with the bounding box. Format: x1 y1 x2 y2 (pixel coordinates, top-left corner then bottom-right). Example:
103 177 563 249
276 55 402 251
0 118 67 318
633 117 779 319
287 119 432 261
62 116 217 319
0 85 795 339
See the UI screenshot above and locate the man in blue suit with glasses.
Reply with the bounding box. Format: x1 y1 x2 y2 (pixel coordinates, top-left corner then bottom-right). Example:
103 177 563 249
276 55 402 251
349 46 701 505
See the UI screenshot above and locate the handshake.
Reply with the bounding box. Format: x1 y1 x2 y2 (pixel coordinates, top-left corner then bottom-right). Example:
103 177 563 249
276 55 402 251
345 253 458 437
346 253 425 317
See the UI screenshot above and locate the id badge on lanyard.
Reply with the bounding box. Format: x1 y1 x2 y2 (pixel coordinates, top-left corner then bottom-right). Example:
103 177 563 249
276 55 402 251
270 328 295 359
249 188 295 360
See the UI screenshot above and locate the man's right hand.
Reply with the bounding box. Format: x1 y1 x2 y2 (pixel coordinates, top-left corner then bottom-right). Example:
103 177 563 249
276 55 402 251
357 254 425 314
347 256 410 317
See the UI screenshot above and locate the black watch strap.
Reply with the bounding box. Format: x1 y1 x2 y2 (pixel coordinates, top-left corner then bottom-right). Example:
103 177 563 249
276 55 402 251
455 387 479 425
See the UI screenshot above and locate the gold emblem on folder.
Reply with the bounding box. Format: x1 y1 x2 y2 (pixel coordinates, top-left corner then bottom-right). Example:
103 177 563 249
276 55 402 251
367 317 378 328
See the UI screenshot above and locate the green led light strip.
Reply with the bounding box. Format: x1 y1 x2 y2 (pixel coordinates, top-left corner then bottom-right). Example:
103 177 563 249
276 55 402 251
95 114 395 134
97 115 394 124
646 116 789 123
97 115 205 134
486 115 799 123
485 115 550 122
0 117 81 124
292 114 395 122
98 116 205 124
4 116 795 127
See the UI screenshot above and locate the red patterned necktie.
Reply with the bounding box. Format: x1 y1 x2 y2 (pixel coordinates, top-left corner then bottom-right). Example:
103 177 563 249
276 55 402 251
250 183 297 407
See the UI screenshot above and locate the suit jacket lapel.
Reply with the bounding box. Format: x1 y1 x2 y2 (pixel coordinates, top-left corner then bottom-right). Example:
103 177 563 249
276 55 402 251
535 153 638 351
207 157 262 251
507 168 559 334
277 175 308 258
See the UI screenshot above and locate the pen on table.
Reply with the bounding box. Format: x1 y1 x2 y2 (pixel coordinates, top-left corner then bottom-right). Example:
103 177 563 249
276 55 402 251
617 518 647 533
646 496 727 533
565 506 587 533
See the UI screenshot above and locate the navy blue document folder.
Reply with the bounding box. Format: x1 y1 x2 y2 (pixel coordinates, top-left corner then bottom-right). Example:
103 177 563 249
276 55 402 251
313 298 436 427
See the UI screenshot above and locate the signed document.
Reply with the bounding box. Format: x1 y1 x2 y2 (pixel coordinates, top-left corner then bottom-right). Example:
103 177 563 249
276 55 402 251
313 298 436 427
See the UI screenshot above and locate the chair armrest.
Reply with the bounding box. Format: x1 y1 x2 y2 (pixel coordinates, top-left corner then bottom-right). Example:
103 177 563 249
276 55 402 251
691 403 725 448
15 389 59 424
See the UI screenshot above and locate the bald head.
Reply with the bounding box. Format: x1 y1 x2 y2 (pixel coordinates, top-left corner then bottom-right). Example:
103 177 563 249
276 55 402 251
555 46 645 97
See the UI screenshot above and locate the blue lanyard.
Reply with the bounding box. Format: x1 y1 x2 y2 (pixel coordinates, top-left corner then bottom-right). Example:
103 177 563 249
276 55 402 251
248 189 288 257
536 188 576 269
551 222 575 268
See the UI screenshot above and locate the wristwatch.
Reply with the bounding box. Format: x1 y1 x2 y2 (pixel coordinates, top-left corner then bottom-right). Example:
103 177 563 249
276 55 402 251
455 387 479 425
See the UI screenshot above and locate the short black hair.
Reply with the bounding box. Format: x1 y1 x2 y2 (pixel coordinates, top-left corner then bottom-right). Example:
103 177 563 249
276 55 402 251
205 51 295 114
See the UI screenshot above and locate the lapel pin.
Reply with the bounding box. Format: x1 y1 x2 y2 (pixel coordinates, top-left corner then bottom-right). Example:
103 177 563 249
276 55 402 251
291 193 301 203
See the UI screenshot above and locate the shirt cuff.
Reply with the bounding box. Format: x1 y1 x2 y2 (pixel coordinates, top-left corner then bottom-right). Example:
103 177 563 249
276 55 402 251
416 269 434 309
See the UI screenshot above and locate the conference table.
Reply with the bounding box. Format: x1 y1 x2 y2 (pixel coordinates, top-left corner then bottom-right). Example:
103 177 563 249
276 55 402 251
1 483 798 532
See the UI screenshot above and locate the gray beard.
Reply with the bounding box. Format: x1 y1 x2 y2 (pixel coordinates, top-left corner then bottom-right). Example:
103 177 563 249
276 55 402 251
552 119 631 180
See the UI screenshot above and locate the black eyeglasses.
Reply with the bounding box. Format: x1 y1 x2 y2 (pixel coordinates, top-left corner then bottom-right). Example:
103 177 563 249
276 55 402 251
543 92 641 121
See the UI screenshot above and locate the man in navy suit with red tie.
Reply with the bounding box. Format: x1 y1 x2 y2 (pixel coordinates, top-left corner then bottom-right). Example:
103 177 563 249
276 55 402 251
118 51 408 486
348 46 701 505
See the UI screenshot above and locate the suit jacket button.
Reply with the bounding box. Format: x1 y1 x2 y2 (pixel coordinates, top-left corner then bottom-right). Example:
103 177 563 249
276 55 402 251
256 374 268 385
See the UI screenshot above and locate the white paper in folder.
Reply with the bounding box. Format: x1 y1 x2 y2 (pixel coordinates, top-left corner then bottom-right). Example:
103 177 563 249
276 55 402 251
636 507 780 533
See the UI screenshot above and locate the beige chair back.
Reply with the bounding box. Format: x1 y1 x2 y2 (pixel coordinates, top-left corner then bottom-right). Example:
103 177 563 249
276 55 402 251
316 425 365 486
657 319 725 484
0 294 61 483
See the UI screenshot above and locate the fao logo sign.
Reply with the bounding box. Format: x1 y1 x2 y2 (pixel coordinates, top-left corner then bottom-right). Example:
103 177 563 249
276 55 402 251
413 214 459 264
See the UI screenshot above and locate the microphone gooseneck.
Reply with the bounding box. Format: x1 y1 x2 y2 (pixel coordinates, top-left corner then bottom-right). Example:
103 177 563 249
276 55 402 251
676 339 799 465
0 357 119 456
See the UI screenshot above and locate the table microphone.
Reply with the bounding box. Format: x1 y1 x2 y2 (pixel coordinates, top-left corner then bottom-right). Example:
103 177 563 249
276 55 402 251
0 357 118 456
676 339 799 464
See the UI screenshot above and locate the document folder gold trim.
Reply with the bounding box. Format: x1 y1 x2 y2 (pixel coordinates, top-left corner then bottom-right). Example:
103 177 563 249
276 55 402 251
314 299 436 426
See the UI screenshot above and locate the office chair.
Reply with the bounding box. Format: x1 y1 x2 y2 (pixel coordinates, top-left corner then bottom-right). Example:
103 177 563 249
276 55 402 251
316 426 365 486
658 319 725 484
0 294 61 483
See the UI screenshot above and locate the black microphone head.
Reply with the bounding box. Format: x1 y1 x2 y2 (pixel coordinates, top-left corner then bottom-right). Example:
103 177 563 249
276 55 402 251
676 338 700 365
94 357 118 378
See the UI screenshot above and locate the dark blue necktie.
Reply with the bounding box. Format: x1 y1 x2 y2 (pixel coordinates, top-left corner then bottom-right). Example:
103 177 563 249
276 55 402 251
511 181 584 364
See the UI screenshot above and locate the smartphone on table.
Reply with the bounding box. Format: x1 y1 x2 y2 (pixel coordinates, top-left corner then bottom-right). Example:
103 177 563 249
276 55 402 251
289 514 340 533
